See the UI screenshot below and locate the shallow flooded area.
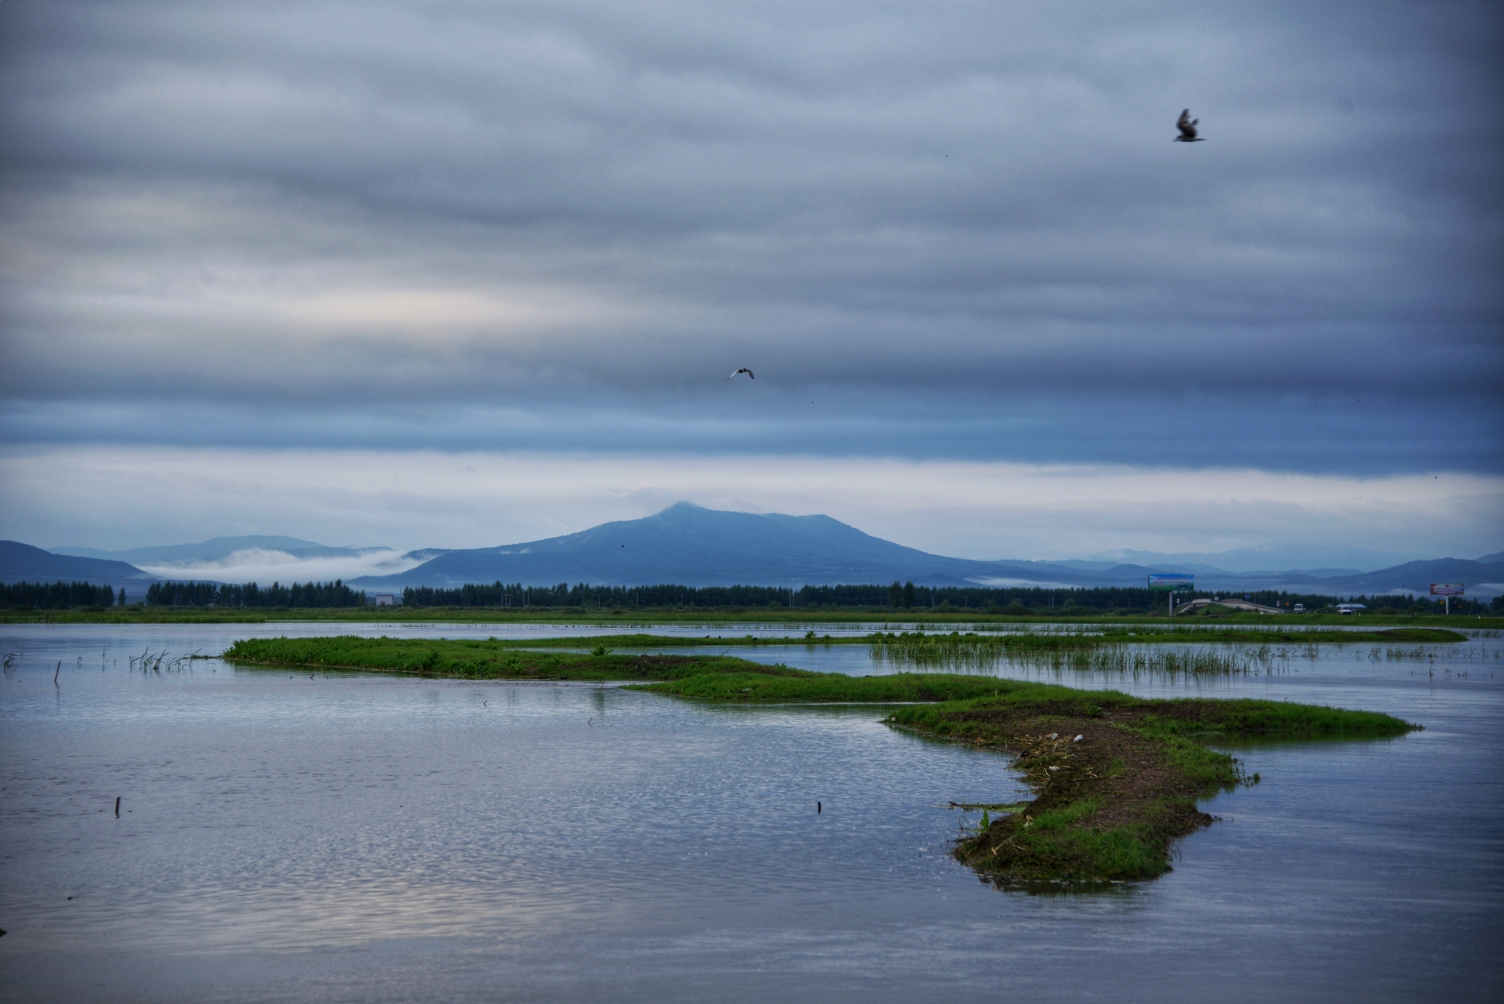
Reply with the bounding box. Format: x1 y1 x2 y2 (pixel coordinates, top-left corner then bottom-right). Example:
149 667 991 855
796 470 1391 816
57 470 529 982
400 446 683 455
2 624 1501 1002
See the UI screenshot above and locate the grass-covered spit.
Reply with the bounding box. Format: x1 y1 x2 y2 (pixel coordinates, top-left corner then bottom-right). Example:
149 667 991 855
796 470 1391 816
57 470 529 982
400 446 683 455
225 635 1418 887
886 688 1413 886
223 635 798 682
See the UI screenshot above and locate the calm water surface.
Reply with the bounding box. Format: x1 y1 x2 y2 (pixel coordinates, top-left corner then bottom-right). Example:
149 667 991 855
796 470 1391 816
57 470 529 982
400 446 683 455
1 624 1500 1002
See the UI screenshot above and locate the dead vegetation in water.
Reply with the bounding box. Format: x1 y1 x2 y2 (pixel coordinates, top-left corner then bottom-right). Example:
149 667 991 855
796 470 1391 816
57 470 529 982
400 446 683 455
127 649 202 673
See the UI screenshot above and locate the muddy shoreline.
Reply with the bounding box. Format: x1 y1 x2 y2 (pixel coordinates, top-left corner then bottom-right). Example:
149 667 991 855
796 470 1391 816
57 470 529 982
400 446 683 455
892 698 1416 886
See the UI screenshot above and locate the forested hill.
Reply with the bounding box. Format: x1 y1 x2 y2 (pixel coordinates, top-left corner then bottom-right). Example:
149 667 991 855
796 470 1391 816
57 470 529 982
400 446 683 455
1296 557 1504 597
350 502 1098 589
349 504 1504 598
0 540 154 595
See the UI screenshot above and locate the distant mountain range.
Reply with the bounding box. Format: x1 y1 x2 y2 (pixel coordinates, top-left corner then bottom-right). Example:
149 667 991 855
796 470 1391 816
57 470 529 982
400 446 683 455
344 503 1504 598
1078 543 1411 576
4 503 1501 600
353 502 1109 590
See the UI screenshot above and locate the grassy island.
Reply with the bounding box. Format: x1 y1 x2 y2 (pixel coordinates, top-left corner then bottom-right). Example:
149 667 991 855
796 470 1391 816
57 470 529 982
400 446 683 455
223 635 806 682
634 671 1415 885
886 691 1411 886
224 635 1419 886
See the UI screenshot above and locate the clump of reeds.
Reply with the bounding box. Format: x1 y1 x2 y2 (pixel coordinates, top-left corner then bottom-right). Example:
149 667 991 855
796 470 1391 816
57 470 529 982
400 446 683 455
1017 645 1257 676
127 649 190 673
868 630 1099 670
869 632 1296 677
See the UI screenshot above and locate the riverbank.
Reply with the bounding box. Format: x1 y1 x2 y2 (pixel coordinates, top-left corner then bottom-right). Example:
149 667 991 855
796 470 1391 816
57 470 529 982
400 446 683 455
223 635 1418 885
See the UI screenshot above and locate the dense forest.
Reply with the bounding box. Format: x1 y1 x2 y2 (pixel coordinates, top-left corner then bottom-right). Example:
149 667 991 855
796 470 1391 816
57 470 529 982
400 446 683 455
6 576 1498 613
2 580 120 609
401 579 1206 611
398 580 1503 613
144 580 366 607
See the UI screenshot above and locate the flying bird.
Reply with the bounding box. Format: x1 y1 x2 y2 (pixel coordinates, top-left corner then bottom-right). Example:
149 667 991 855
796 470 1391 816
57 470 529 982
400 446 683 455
1174 109 1204 142
727 367 755 380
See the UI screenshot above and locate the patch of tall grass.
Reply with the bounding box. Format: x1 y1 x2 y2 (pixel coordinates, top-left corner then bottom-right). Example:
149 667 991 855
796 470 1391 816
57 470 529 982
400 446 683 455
869 631 1291 676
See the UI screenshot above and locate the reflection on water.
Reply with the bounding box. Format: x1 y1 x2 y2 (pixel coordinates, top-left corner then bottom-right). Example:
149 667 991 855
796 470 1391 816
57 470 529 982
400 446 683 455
1 625 1501 1003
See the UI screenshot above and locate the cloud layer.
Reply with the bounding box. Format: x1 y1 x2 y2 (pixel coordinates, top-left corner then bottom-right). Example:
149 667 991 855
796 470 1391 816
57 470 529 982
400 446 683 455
3 1 1500 475
130 547 428 587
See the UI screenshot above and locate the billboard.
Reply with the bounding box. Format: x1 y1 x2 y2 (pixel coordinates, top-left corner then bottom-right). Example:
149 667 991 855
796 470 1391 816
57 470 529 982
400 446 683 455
1430 583 1465 596
1147 573 1194 591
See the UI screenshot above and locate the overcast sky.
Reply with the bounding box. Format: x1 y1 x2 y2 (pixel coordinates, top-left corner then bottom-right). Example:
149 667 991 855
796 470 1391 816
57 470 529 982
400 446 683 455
2 1 1500 559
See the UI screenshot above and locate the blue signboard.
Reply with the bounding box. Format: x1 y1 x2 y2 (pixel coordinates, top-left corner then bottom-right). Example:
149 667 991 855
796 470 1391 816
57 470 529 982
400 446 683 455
1147 573 1194 591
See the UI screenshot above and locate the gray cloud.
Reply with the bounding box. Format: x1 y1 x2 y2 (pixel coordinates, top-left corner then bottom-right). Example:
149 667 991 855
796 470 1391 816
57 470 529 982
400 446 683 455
1 0 1500 471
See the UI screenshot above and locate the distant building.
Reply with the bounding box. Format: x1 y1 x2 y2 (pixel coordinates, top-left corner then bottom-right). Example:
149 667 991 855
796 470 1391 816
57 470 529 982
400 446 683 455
371 593 397 607
1335 603 1367 615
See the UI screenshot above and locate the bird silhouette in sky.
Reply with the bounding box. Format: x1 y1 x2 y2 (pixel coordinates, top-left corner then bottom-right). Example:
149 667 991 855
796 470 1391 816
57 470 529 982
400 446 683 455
1174 109 1204 142
727 367 754 380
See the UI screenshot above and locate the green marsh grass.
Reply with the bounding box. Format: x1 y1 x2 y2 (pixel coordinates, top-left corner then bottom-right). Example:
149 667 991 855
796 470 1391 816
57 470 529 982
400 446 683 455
888 691 1414 885
223 635 801 682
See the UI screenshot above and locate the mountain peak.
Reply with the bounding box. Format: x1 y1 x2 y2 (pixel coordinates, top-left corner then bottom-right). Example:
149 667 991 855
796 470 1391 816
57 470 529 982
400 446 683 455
354 503 975 588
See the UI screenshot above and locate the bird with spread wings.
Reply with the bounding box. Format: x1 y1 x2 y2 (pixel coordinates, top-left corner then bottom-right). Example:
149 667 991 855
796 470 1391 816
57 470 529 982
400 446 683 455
1174 109 1205 142
727 367 754 380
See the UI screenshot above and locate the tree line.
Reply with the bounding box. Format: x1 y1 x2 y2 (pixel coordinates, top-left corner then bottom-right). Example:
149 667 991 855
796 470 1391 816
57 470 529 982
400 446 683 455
7 576 1499 614
397 580 1487 613
145 580 366 607
2 580 122 609
1347 592 1498 615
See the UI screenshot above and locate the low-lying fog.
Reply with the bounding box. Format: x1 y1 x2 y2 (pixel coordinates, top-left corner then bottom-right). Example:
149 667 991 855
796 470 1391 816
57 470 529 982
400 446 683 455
134 548 425 586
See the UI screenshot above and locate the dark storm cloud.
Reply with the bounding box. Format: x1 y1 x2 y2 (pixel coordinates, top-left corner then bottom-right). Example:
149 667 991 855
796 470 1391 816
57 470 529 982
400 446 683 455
1 0 1500 470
